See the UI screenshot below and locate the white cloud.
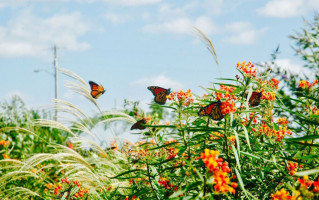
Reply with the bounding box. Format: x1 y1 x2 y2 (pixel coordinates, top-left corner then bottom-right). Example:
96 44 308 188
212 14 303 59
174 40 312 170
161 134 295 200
142 2 217 35
274 59 312 77
0 0 68 8
104 13 131 24
157 2 198 20
142 16 216 35
131 75 183 89
223 22 268 45
257 0 319 18
0 10 90 58
81 0 161 6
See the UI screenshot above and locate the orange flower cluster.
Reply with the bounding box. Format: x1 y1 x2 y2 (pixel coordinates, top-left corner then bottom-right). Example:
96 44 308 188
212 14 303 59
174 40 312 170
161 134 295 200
2 153 9 159
241 113 258 126
275 126 292 142
0 140 10 147
47 178 88 198
158 177 178 191
298 80 318 89
210 132 223 140
53 183 62 195
277 117 288 125
220 85 236 93
216 92 237 102
271 188 298 200
287 161 301 176
167 89 194 106
215 84 237 115
220 101 236 115
262 92 276 101
124 195 140 200
67 142 73 149
201 149 237 194
298 175 319 196
270 78 280 90
273 176 319 200
236 61 257 77
252 122 292 142
228 136 236 145
308 105 319 115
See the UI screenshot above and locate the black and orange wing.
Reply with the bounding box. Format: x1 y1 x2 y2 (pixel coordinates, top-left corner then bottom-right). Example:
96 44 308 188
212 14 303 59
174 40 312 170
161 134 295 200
148 86 171 105
89 81 105 99
249 92 262 107
154 92 169 105
198 100 224 121
148 86 168 95
131 119 147 130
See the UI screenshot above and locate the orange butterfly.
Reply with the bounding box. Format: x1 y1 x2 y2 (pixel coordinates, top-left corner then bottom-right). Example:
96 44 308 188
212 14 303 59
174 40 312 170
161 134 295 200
131 118 147 130
89 81 105 99
198 100 224 121
249 92 262 107
147 86 171 105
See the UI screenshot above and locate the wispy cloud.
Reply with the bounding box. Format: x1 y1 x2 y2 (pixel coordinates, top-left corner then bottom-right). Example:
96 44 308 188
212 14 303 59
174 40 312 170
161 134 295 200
80 0 161 6
130 74 183 89
0 0 68 8
274 58 312 77
257 0 319 18
142 16 216 35
104 13 132 24
222 22 268 45
142 2 217 35
0 10 90 58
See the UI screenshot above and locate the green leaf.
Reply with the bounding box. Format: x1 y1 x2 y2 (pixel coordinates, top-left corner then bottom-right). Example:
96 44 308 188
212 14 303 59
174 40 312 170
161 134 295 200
234 130 240 156
285 135 319 142
232 145 241 171
240 124 251 150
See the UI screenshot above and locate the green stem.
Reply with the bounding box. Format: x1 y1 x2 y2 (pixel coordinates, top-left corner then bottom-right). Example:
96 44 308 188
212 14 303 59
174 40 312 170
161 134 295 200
146 163 160 200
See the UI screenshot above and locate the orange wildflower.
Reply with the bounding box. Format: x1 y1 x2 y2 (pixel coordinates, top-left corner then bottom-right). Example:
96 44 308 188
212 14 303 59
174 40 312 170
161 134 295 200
236 61 257 77
298 80 318 89
277 117 288 125
270 78 280 90
271 188 297 200
2 153 9 159
220 101 236 115
261 92 276 101
220 84 236 93
167 89 194 106
201 149 236 194
287 161 299 176
0 140 10 147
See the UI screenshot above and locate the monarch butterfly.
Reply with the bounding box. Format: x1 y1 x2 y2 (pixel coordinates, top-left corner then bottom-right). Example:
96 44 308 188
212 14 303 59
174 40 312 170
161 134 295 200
249 92 262 107
198 100 224 121
147 86 171 105
131 118 147 130
89 81 105 99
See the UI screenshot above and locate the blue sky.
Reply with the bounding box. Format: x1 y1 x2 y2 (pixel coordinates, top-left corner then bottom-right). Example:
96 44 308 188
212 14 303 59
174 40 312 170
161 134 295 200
1 0 318 114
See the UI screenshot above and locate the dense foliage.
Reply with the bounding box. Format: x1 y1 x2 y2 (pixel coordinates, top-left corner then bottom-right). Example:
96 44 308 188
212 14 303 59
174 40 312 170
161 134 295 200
1 14 319 200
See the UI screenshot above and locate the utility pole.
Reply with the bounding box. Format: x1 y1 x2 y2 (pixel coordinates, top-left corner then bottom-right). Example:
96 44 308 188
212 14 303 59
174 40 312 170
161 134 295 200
53 45 58 121
34 45 59 121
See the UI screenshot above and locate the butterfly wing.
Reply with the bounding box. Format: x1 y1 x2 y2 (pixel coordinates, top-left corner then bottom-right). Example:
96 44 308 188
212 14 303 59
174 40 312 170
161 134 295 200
249 92 262 107
148 86 170 105
89 81 105 99
198 100 224 121
148 86 167 95
209 103 224 121
154 92 168 105
131 119 147 130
